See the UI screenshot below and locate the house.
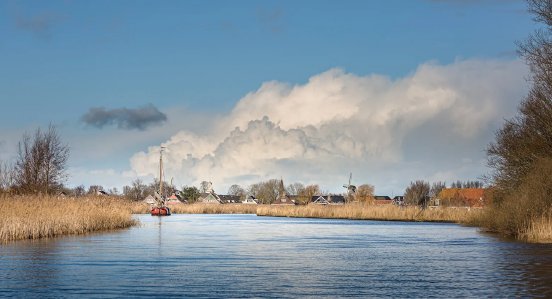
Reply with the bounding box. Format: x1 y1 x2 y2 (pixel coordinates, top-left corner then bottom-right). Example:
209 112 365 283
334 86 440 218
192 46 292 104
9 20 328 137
271 179 295 205
311 195 346 205
198 192 222 204
242 195 258 204
271 195 295 205
374 195 393 205
143 195 156 206
393 196 405 206
311 195 330 205
166 193 185 205
437 188 486 207
218 195 242 204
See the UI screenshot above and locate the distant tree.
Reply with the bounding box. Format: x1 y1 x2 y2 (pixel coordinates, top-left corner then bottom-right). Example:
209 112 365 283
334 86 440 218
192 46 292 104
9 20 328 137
181 186 200 203
123 179 148 201
88 185 105 195
286 182 305 196
73 184 86 197
228 184 246 199
0 161 15 193
355 184 375 203
148 179 174 197
404 180 430 208
198 181 211 193
248 179 280 204
14 125 69 194
108 187 119 195
430 181 446 198
297 184 320 204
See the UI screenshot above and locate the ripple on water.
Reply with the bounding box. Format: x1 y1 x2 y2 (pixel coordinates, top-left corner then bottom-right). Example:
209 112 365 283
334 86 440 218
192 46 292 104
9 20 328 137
1 214 551 298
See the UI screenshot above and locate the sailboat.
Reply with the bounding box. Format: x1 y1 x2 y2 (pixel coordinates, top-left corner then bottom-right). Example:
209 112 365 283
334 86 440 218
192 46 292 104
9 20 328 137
151 147 171 216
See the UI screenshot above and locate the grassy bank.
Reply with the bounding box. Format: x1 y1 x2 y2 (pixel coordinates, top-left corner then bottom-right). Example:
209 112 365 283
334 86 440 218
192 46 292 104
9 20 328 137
256 204 479 223
0 196 137 243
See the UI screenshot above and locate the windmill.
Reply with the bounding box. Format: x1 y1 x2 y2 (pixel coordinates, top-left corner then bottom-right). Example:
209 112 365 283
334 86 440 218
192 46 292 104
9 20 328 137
343 173 357 202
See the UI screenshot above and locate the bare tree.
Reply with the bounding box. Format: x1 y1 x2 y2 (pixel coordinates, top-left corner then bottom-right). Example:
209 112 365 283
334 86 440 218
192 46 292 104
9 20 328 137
14 125 69 194
355 184 375 203
123 179 148 201
286 182 305 196
247 179 280 204
228 184 246 198
404 180 430 208
297 184 320 204
73 185 86 197
430 181 447 198
87 185 104 195
487 0 552 202
0 161 15 192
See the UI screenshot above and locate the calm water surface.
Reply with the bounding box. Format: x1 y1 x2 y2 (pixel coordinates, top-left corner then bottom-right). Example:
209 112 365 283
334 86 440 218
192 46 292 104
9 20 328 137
1 214 552 298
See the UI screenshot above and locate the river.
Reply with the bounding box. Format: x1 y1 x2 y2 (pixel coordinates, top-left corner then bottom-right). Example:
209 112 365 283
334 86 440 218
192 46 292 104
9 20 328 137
1 214 551 298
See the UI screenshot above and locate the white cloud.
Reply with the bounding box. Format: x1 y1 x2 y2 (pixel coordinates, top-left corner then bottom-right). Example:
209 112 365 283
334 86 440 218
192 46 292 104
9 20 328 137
129 59 528 194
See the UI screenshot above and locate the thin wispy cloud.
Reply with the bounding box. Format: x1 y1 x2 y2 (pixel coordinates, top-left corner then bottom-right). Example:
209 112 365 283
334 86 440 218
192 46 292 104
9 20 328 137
82 104 168 131
256 7 285 34
14 12 65 39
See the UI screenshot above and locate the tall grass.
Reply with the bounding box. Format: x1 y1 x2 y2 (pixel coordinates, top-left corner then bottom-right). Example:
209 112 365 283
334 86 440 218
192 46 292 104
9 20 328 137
130 202 258 214
257 204 479 223
130 202 476 222
518 211 552 243
0 196 137 243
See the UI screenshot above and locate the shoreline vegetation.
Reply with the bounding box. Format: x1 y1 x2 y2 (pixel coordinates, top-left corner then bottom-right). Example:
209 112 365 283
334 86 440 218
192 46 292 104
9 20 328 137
2 196 550 244
0 196 136 243
0 195 480 243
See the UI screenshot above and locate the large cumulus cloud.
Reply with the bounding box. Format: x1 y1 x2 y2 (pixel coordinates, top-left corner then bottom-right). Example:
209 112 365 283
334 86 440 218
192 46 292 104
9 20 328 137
129 59 528 194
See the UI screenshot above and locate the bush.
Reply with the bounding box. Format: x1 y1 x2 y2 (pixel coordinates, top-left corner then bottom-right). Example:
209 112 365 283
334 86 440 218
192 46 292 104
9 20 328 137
475 158 552 239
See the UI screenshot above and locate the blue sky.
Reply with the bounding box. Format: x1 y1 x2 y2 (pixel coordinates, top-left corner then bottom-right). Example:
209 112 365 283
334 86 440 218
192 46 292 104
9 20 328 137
0 0 537 194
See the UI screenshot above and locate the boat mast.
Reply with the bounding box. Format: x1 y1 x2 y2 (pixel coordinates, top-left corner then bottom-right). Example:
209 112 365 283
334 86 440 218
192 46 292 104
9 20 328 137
159 146 165 197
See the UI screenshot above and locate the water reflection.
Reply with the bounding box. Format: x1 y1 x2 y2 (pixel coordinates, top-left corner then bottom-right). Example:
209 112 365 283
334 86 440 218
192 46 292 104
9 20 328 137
1 215 551 298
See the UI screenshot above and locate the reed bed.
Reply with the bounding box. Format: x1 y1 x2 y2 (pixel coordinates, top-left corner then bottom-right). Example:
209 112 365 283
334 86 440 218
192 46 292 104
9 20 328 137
256 204 480 223
0 196 137 243
519 214 552 243
130 202 258 214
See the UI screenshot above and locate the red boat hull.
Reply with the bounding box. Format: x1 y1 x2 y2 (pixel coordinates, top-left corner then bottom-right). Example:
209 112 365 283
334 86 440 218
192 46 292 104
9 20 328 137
151 207 171 216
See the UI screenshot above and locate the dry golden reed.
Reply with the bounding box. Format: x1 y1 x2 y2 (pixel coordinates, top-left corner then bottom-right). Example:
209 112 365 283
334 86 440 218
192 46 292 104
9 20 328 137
0 196 137 243
130 202 258 214
256 203 480 223
131 202 476 222
519 213 552 243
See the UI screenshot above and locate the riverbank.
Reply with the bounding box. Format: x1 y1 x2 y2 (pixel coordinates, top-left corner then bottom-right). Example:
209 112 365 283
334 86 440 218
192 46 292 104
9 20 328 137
7 198 546 244
466 207 552 243
0 196 137 243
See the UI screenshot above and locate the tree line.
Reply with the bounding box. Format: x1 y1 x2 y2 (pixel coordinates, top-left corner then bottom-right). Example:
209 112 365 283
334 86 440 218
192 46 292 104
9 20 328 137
121 178 376 205
403 180 484 208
